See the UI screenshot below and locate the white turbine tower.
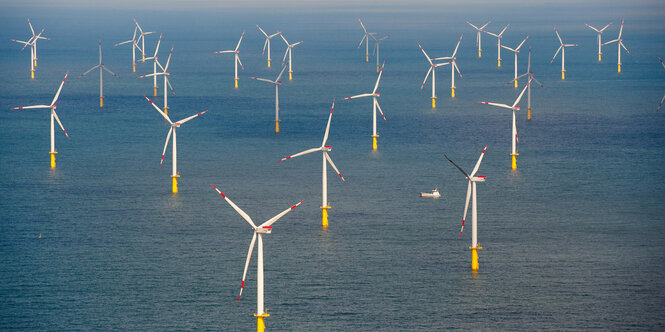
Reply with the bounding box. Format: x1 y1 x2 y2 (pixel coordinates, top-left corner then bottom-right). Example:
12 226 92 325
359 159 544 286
584 22 612 62
478 78 531 170
431 34 463 99
215 31 245 88
257 25 281 68
278 99 346 227
114 26 140 72
358 19 375 62
418 42 450 108
500 35 529 88
444 145 488 272
141 33 162 97
11 72 70 168
144 95 206 194
133 18 156 63
342 61 387 151
602 19 630 73
466 20 491 58
550 28 578 80
483 24 509 67
210 184 303 332
139 46 175 114
506 48 544 120
280 33 303 80
248 65 288 133
371 34 390 73
79 40 118 108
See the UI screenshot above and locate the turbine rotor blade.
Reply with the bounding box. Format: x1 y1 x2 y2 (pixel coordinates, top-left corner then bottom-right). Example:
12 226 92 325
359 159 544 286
238 232 257 302
159 126 173 167
210 184 258 229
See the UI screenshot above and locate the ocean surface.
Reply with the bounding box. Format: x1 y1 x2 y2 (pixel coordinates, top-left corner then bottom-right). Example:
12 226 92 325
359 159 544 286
1 3 665 330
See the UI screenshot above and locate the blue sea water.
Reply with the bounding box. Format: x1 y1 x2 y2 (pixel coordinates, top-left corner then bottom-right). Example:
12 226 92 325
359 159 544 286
1 2 665 330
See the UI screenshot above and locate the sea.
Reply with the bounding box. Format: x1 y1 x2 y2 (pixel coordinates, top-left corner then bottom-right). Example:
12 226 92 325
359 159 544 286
1 2 664 330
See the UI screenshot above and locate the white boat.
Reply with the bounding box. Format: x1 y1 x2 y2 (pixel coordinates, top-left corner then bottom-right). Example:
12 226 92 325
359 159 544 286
420 188 441 198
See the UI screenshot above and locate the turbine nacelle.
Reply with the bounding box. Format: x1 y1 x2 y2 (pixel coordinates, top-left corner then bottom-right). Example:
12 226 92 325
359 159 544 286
469 175 486 182
323 145 332 152
256 226 272 234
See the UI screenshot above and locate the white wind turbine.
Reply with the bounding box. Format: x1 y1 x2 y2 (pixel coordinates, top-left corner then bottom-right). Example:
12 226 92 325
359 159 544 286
210 184 303 332
248 64 288 133
79 40 118 108
25 18 49 68
11 28 46 80
466 20 491 58
280 33 303 80
215 31 245 88
550 28 578 80
114 26 140 72
143 95 206 194
657 56 665 112
11 72 70 169
139 46 175 114
506 48 544 120
133 18 156 63
371 34 390 73
444 145 487 272
141 33 162 97
602 19 630 73
278 99 346 227
483 24 509 67
584 22 612 62
342 61 387 151
478 78 531 171
358 19 376 62
418 42 450 108
431 34 463 99
500 35 529 88
257 25 281 68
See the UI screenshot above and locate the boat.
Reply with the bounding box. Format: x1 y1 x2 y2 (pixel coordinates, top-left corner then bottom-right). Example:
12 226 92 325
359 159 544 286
420 188 441 198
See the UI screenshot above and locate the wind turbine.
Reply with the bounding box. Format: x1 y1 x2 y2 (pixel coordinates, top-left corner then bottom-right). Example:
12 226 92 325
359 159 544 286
278 99 346 227
248 64 288 133
342 61 387 151
141 33 162 96
500 35 529 88
506 48 544 120
210 184 303 332
280 33 303 80
215 31 245 88
358 19 375 62
431 34 464 99
143 95 206 194
584 22 612 62
657 56 665 112
114 26 140 72
478 78 531 170
371 34 390 73
133 18 155 63
550 28 578 80
11 72 70 169
139 46 175 114
418 42 449 108
11 28 46 80
444 145 487 272
257 25 281 68
602 19 630 73
466 20 491 58
79 40 118 108
483 24 509 67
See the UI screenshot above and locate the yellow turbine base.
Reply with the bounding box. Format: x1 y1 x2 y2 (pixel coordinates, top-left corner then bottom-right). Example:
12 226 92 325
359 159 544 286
498 59 501 67
234 78 238 89
451 87 455 98
561 70 565 80
366 54 369 62
267 59 271 68
31 70 34 80
100 96 104 108
154 86 158 97
289 71 292 80
376 65 380 73
478 50 482 58
514 80 518 88
142 54 145 62
164 106 168 115
50 151 57 169
171 175 180 194
511 153 519 171
321 206 330 228
133 63 136 73
618 63 621 73
470 246 482 272
275 120 280 133
431 97 436 108
34 58 37 68
527 107 531 121
255 313 270 332
372 135 379 151
598 53 602 62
